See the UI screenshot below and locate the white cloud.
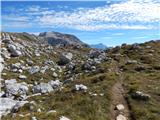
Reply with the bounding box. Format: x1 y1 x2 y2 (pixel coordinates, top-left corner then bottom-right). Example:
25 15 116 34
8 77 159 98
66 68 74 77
26 6 41 12
37 0 160 31
2 0 160 31
2 15 29 22
133 36 148 39
113 33 124 36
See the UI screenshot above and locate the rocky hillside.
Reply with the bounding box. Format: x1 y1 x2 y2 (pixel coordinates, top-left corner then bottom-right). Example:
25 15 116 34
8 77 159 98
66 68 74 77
0 32 160 120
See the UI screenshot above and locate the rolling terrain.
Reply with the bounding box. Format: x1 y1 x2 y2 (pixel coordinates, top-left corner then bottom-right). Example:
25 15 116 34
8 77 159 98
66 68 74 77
0 32 160 120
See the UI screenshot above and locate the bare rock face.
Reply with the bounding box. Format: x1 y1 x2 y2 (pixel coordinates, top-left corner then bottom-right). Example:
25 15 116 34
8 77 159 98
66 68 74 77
38 31 84 46
59 52 73 65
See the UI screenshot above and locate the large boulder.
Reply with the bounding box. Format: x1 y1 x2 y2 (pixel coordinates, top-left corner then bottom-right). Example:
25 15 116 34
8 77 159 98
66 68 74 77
5 79 17 85
5 82 29 99
2 34 12 43
82 60 96 71
11 63 22 71
1 48 11 59
0 98 28 117
0 98 17 117
32 83 53 94
59 52 73 65
89 50 102 58
49 80 62 89
7 44 22 57
131 91 151 101
66 62 76 71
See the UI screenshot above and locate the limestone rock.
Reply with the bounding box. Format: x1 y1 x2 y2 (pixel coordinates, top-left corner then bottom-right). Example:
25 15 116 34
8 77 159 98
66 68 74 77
8 44 22 57
116 104 125 111
0 98 28 117
75 84 88 91
49 80 62 89
28 66 40 74
5 82 28 99
116 114 127 120
32 83 53 94
18 75 27 80
60 116 70 120
59 52 73 65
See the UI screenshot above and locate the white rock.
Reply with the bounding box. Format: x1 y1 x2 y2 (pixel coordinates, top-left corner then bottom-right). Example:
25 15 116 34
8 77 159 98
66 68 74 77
0 56 4 73
99 93 104 96
2 73 7 76
19 75 27 80
116 114 127 120
53 72 58 77
5 79 17 85
0 91 5 97
59 52 73 65
28 66 40 74
32 116 37 120
37 108 41 112
40 66 49 74
116 104 125 111
35 52 40 57
0 98 28 117
75 84 88 91
5 82 28 98
49 80 62 89
46 110 56 115
18 69 23 73
32 83 53 94
60 116 70 120
0 98 17 117
8 44 22 57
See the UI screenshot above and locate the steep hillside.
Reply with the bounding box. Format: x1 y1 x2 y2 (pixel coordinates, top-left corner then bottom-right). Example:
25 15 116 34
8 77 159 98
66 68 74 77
0 32 160 120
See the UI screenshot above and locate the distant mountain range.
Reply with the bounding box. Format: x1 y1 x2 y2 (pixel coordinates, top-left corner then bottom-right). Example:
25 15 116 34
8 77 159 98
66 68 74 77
90 43 108 49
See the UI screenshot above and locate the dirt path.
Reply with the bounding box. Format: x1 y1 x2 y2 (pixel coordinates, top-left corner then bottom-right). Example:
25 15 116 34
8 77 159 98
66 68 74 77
109 61 131 120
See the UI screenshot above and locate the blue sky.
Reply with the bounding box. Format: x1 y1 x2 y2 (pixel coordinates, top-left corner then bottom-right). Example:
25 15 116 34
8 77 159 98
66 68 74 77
1 0 160 46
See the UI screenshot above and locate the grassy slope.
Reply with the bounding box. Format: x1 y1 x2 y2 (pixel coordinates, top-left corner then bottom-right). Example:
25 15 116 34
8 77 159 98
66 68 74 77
1 34 160 120
109 41 160 120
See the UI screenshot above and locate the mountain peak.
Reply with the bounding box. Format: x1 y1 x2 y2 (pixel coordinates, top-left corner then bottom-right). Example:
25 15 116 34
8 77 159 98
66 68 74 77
38 31 84 46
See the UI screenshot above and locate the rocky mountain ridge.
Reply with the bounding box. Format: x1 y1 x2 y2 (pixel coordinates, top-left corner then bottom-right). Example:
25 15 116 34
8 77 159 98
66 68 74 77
38 31 85 46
